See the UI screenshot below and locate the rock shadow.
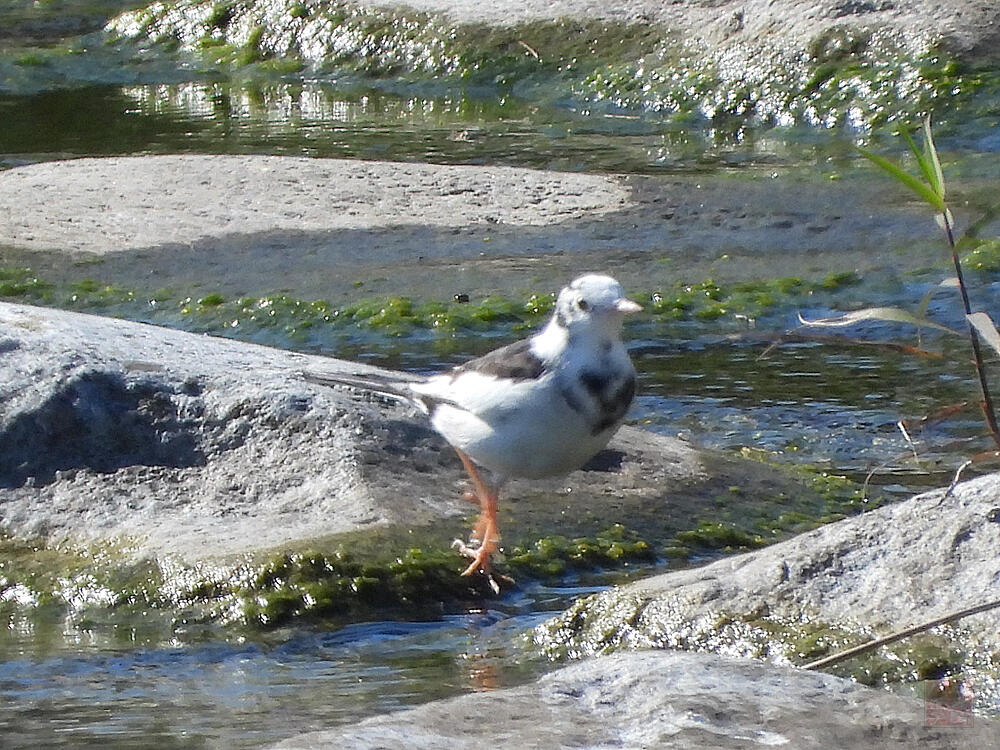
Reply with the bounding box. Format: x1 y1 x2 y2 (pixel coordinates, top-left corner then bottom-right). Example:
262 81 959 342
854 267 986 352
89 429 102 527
0 370 205 488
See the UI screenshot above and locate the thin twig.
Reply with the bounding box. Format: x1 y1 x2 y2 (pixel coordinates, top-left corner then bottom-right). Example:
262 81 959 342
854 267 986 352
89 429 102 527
803 597 1000 671
943 211 1000 449
945 460 973 497
897 420 920 462
517 40 540 59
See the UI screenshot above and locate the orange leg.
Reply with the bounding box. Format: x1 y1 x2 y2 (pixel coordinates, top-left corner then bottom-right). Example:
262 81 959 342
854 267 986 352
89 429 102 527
453 449 501 579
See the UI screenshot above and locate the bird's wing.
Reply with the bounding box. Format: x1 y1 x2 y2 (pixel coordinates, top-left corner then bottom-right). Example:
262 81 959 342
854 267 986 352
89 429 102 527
408 336 554 420
304 337 551 416
302 368 476 416
450 337 549 382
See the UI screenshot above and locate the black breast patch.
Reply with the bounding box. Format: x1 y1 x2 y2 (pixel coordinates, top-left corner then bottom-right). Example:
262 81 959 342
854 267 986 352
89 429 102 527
585 370 636 435
453 338 548 382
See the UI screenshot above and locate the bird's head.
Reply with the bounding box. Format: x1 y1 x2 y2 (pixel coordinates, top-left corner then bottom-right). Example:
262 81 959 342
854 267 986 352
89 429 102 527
553 274 642 334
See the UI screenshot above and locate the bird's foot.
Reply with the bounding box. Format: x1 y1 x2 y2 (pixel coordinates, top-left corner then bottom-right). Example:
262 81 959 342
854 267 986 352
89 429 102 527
451 538 513 595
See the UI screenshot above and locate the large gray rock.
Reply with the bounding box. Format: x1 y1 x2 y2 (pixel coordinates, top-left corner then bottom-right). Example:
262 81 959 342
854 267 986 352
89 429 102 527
0 155 629 257
0 301 456 559
0 301 814 562
273 649 1000 749
536 471 1000 666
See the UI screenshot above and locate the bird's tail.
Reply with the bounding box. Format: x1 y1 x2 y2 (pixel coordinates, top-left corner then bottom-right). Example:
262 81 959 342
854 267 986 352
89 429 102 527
301 369 428 411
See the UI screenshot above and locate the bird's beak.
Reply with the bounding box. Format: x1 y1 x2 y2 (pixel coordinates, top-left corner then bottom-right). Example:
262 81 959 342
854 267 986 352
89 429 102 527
615 298 643 314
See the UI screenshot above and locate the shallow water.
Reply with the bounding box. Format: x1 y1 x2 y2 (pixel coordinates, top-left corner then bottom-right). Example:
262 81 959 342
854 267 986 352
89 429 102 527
2 2 1000 746
0 606 555 749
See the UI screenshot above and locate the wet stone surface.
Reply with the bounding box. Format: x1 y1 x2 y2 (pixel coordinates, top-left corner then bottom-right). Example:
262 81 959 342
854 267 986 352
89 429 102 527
534 472 1000 714
272 649 1000 749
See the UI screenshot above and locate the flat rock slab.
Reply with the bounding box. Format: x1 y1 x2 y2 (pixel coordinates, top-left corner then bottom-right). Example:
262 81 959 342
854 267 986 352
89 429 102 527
0 155 941 302
0 155 628 255
273 649 1000 749
537 471 1000 656
0 301 816 561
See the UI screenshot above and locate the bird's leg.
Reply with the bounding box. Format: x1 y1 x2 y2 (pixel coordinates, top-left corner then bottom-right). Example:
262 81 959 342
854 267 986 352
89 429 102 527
452 449 501 581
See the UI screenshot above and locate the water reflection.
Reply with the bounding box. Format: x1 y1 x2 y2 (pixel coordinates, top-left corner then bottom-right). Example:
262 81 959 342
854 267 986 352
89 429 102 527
0 81 861 172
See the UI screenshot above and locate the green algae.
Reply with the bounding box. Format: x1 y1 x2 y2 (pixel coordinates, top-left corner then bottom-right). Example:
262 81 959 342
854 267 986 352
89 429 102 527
0 266 52 297
0 461 865 634
242 545 491 626
505 524 655 580
0 522 662 634
0 536 171 623
647 272 860 322
673 520 767 551
0 264 865 343
962 238 1000 273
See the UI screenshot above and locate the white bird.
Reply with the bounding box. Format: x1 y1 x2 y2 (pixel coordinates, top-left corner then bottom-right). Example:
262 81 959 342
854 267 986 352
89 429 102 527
304 274 641 590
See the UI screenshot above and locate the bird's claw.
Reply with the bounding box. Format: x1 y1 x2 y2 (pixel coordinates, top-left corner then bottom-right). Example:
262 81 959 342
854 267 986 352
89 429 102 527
451 539 512 594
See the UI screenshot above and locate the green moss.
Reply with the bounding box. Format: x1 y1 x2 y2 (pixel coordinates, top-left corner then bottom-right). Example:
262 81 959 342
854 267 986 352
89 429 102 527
0 535 169 618
0 267 51 297
15 52 48 67
963 238 1000 273
236 25 267 66
67 279 135 307
820 270 862 290
197 292 226 306
648 273 861 323
241 545 497 626
207 2 235 31
506 524 656 579
673 520 767 551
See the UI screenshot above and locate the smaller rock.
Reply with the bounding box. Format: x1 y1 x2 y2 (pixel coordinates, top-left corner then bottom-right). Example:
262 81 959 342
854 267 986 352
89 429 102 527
271 650 1000 749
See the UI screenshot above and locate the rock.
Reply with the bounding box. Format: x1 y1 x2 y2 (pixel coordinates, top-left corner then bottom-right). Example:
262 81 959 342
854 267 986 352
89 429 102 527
0 301 463 559
535 472 1000 690
0 155 629 256
0 301 822 563
0 155 936 303
271 649 1000 749
360 0 1000 63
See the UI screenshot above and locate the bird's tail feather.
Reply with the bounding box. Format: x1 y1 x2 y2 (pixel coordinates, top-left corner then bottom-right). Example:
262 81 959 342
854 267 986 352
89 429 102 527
301 369 426 409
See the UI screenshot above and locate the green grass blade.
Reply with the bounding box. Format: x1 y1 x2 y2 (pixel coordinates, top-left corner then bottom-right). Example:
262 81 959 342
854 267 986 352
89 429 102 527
922 116 945 201
901 126 943 202
918 276 958 318
857 147 947 211
799 306 960 334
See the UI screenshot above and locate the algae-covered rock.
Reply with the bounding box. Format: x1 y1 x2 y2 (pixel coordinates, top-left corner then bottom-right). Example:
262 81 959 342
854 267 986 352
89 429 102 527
535 471 1000 710
0 301 869 627
272 649 1000 749
104 0 1000 128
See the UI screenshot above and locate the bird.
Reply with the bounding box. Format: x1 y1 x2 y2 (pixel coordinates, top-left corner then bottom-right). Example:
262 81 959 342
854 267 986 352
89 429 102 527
303 274 641 591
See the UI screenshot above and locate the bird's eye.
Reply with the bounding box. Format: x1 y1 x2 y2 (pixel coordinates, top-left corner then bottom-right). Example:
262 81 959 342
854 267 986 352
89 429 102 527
577 299 589 311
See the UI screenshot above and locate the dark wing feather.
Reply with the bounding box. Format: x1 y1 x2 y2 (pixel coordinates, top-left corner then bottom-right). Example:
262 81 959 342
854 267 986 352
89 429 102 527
452 338 548 382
